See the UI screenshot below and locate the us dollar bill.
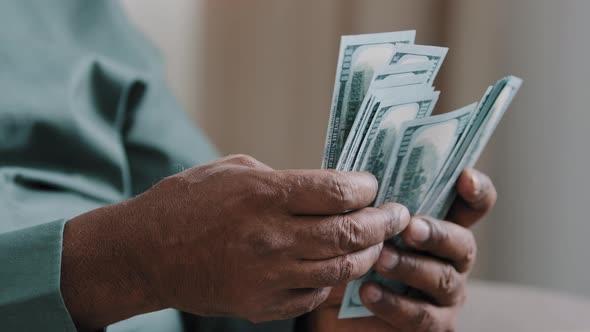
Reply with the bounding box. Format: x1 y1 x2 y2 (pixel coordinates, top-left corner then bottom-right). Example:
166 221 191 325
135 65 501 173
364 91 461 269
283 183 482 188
351 89 441 186
335 62 434 170
335 61 435 170
322 31 416 170
387 44 448 85
337 45 448 170
326 30 523 321
418 76 523 218
338 104 476 319
377 104 476 211
338 84 436 171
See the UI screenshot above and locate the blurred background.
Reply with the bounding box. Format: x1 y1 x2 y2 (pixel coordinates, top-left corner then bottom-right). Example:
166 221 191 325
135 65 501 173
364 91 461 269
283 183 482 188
120 0 590 298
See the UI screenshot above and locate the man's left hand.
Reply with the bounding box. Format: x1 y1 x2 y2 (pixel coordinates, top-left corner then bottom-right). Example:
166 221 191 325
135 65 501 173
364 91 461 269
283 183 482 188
306 168 497 332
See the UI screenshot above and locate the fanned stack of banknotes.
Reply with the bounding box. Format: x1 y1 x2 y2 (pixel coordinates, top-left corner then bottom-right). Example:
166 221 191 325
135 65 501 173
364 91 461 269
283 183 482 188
320 30 522 319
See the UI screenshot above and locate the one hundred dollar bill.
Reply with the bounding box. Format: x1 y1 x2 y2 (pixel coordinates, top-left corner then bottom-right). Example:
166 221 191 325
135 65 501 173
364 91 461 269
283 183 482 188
418 76 523 218
338 84 436 171
377 103 476 211
322 31 416 170
352 89 441 186
337 45 448 170
325 30 523 321
339 104 476 319
387 44 448 85
336 62 436 170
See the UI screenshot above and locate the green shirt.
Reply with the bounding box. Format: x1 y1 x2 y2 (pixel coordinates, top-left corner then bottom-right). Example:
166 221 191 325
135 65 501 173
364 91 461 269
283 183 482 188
0 1 294 331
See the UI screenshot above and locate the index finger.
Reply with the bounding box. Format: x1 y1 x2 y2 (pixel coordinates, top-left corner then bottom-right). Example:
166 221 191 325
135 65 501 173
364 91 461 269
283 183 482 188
292 203 410 259
278 169 378 215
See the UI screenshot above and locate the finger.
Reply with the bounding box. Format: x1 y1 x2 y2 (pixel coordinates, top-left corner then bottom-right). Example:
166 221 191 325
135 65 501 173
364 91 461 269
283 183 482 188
293 203 410 259
279 169 378 215
360 282 457 332
401 216 477 273
292 243 383 288
216 154 274 170
374 246 466 306
446 168 497 227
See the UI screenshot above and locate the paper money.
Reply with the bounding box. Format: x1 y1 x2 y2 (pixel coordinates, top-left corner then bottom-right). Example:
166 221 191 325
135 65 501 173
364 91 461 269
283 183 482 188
336 62 436 170
376 103 476 211
322 31 416 170
320 31 522 319
338 104 476 318
387 44 448 84
418 76 523 218
352 89 440 182
338 84 436 171
337 45 448 170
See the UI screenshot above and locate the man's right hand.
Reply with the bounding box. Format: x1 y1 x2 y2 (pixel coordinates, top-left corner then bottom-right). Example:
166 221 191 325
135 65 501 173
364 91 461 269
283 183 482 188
61 155 410 330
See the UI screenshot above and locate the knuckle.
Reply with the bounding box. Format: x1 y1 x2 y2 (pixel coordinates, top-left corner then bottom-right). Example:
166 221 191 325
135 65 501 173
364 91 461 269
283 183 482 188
437 264 459 301
261 269 282 284
329 171 355 210
399 253 421 274
379 292 403 314
245 173 282 204
336 254 355 282
274 172 298 202
386 292 403 309
307 288 330 312
247 228 283 256
411 305 436 332
336 214 364 252
428 219 450 249
459 235 478 272
317 260 345 286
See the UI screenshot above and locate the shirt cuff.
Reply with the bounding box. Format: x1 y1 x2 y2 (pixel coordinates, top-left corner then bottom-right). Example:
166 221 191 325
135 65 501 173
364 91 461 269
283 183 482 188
0 218 78 331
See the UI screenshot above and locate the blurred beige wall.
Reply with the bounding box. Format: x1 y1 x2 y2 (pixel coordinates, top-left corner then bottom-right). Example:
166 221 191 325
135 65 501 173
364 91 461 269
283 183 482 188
198 1 448 170
121 0 590 298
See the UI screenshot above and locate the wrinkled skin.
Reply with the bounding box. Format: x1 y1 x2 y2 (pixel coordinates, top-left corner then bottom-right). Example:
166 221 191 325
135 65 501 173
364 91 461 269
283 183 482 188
62 154 411 330
130 155 413 321
306 168 497 332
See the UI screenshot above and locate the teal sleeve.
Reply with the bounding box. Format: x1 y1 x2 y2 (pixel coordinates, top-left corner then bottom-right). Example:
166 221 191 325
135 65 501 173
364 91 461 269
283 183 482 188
0 1 289 331
0 1 199 330
0 219 76 331
0 171 108 331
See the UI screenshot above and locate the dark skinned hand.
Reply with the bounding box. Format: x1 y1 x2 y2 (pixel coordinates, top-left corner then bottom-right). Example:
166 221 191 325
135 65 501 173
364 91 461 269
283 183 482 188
306 168 497 332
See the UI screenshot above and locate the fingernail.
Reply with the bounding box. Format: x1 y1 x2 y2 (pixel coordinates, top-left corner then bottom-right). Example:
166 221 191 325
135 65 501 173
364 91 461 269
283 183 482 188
409 218 430 244
360 171 379 190
470 170 482 195
363 284 383 304
398 205 411 230
378 249 398 270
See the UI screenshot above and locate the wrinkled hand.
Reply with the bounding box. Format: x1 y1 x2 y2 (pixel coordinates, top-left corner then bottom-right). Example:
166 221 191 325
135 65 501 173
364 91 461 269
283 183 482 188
306 168 497 332
63 155 412 330
122 155 410 322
